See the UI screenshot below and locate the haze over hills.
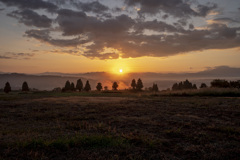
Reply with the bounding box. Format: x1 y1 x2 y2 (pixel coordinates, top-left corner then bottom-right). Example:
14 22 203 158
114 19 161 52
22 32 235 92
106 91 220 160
0 66 240 91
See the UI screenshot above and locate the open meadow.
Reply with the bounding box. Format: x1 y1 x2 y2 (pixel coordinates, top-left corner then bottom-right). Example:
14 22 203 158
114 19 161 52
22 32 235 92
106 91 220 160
1 92 240 160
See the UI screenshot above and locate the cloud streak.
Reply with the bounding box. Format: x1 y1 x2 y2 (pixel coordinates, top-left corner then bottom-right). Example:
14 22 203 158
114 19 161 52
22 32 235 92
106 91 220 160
0 52 35 59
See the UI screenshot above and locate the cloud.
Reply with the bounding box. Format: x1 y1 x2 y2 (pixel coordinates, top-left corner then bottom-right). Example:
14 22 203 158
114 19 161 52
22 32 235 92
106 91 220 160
72 1 109 14
0 0 58 12
8 9 52 28
25 29 89 47
208 17 240 25
0 52 35 59
56 9 135 36
124 0 217 18
1 0 240 60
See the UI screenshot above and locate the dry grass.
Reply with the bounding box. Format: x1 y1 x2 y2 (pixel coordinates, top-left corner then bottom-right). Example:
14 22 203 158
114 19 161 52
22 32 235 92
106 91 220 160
0 94 240 159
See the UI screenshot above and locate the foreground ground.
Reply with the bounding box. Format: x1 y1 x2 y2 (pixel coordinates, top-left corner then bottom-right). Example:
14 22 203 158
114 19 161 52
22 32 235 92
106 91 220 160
0 93 240 159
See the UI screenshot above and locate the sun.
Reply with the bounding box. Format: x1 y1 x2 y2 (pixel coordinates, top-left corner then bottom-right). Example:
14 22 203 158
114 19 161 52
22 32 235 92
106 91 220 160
119 69 123 73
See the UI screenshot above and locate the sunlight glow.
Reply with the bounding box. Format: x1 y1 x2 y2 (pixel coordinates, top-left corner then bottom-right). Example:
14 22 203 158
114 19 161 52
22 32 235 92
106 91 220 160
119 69 123 73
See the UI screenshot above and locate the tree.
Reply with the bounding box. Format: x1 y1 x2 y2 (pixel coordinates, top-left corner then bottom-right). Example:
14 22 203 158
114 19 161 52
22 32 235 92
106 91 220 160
112 82 118 90
152 83 159 92
183 79 193 89
172 83 179 91
104 86 108 91
200 83 207 88
136 78 143 91
192 84 197 89
84 80 91 91
131 79 136 90
96 82 103 91
76 79 83 92
70 82 75 91
230 81 240 89
4 82 11 93
64 80 71 91
22 81 29 92
211 79 230 88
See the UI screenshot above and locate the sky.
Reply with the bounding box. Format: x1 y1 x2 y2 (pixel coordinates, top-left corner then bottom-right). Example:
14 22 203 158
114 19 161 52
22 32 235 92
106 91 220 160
0 0 240 74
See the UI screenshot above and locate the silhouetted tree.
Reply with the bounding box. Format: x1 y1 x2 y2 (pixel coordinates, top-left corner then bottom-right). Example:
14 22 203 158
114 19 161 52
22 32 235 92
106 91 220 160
172 83 179 91
230 81 240 89
76 79 83 92
96 82 102 91
192 84 197 89
211 79 230 88
136 78 143 91
4 82 11 93
84 80 91 91
183 79 193 89
64 80 71 91
152 83 159 92
70 82 75 91
200 83 207 88
178 82 183 90
22 81 29 92
112 82 118 90
104 86 108 91
131 79 136 90
172 80 197 90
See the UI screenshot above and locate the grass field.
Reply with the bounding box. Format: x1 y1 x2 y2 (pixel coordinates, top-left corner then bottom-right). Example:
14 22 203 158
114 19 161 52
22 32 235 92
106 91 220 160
1 91 240 159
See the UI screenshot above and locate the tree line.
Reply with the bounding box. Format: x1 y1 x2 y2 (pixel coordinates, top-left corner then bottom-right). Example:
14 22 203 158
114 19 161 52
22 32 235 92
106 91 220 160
61 78 145 92
2 79 240 94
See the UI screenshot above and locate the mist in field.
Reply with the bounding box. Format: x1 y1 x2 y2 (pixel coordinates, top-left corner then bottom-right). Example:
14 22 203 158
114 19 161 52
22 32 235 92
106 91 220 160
1 66 240 91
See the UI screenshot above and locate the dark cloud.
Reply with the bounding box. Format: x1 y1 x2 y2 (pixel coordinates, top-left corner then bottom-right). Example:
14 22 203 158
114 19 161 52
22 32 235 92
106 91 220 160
124 0 217 18
133 19 183 33
196 3 217 17
56 9 135 36
189 24 194 30
25 9 240 60
25 29 89 47
8 9 52 28
212 17 240 24
162 14 169 19
72 1 109 14
0 55 12 59
1 0 239 60
0 52 35 59
0 0 58 12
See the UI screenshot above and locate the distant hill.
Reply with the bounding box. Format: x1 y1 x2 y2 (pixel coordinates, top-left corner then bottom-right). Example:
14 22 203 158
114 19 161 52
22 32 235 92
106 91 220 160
0 66 239 90
0 73 92 91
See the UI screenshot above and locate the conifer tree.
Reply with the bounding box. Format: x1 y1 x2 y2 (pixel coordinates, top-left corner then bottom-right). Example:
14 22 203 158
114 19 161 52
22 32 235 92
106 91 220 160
152 83 159 92
136 78 143 91
4 82 11 93
76 79 83 91
22 81 29 92
96 82 103 91
70 82 75 91
84 80 91 91
112 82 118 90
64 80 71 91
131 79 136 90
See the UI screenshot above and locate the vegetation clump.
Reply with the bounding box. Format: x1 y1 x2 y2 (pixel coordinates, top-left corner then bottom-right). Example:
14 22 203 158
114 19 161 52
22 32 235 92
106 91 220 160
84 80 91 92
172 79 197 91
4 82 11 93
136 78 144 91
96 82 102 91
22 81 29 92
112 82 118 90
76 79 83 92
